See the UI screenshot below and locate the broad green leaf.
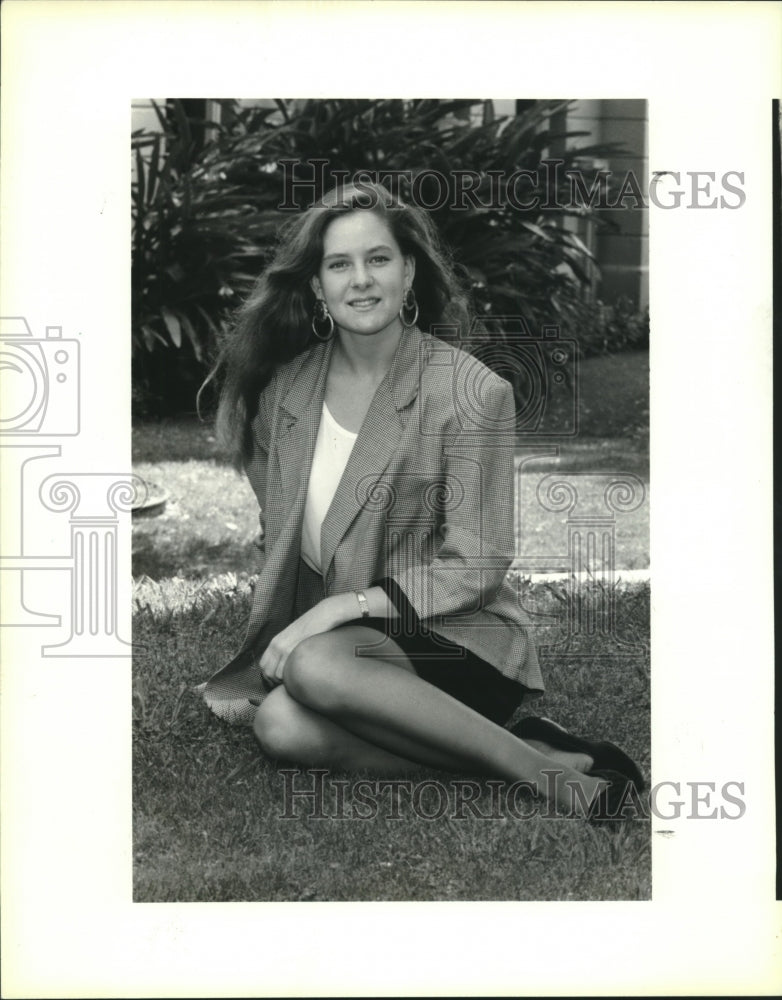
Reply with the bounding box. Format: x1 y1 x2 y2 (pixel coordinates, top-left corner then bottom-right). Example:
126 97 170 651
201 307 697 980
161 307 182 347
521 221 555 242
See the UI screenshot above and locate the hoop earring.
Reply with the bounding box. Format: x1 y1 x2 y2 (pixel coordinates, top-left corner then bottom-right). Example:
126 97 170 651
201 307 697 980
399 288 419 330
311 299 335 341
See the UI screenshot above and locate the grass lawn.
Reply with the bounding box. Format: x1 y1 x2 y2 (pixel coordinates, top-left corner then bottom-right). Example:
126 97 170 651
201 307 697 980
133 574 650 902
132 349 650 901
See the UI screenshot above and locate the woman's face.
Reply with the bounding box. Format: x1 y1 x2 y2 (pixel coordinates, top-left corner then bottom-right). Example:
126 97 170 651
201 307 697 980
310 210 415 340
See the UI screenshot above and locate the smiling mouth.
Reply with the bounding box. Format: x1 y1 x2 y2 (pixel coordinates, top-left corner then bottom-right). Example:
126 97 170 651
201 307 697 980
348 297 380 308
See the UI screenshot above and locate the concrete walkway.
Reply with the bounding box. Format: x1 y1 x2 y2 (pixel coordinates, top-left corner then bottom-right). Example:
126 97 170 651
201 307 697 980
510 564 650 584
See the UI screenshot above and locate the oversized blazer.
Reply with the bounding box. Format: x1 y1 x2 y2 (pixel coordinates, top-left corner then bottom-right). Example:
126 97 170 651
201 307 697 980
200 326 544 724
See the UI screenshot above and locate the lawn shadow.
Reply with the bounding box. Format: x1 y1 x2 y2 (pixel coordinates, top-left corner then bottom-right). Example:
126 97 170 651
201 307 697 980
133 533 263 580
133 415 230 464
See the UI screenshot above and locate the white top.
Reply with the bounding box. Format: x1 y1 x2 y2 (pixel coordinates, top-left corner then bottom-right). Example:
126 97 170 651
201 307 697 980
300 401 358 574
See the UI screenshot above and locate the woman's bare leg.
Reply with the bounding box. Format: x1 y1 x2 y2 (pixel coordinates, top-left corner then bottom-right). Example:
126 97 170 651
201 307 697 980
256 689 592 774
255 685 458 775
256 627 606 810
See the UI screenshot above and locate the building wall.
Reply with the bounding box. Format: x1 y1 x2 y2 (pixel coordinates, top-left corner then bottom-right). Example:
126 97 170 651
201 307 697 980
131 100 164 187
131 99 161 135
565 99 649 310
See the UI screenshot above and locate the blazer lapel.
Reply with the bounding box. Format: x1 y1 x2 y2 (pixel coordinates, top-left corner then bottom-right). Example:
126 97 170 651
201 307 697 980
319 327 426 580
270 339 334 540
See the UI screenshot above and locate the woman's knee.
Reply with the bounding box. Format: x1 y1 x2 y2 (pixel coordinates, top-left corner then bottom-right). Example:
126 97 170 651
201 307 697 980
283 632 352 712
253 687 306 760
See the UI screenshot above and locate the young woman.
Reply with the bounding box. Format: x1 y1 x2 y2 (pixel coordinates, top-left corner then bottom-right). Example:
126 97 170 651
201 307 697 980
199 181 644 822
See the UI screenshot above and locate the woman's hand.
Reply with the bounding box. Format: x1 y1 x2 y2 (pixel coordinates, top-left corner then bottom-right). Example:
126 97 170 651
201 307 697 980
259 594 356 686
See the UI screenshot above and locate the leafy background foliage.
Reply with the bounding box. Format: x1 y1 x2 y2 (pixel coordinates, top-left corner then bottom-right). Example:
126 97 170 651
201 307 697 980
132 98 647 416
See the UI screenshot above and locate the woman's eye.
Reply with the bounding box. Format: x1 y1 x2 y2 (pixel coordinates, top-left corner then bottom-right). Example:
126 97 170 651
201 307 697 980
327 255 389 270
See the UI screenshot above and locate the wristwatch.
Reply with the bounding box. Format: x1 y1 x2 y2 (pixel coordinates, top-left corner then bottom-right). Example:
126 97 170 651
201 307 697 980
355 591 370 618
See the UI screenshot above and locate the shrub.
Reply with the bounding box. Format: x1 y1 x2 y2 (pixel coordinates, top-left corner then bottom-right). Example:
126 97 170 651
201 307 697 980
132 98 632 416
570 296 650 359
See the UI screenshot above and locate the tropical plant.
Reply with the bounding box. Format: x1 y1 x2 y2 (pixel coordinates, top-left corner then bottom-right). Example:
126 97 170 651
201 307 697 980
131 101 281 413
131 98 634 415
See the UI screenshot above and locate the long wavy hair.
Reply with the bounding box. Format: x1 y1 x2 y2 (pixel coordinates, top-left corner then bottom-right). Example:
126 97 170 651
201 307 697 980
207 180 472 469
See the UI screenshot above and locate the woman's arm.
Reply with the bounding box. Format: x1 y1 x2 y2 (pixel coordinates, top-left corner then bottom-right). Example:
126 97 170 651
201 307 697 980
374 375 517 626
258 586 398 685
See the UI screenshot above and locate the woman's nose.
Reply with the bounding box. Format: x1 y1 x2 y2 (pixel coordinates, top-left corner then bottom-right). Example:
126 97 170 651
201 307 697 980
351 263 373 287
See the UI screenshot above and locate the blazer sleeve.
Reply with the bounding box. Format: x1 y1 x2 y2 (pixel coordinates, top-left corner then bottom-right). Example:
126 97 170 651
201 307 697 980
375 376 517 626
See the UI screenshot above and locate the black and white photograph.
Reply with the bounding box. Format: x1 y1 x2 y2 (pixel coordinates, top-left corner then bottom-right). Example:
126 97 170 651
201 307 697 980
131 97 652 902
1 2 779 997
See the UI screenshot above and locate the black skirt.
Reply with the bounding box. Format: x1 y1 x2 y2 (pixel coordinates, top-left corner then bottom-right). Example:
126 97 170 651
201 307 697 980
296 559 527 727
